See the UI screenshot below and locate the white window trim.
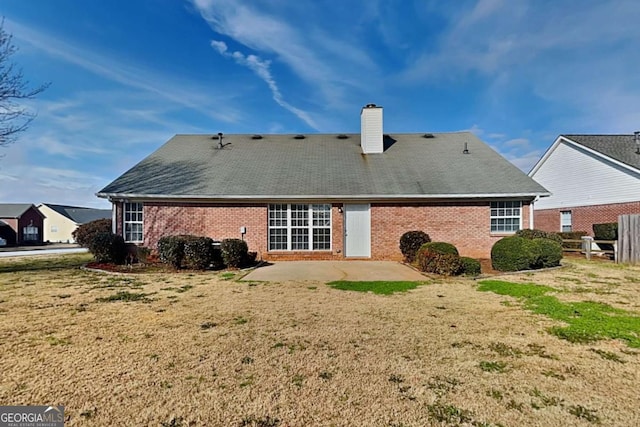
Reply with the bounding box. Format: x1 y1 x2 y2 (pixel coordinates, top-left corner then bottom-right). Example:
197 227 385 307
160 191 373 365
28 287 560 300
560 210 572 233
490 200 522 234
268 204 332 251
123 202 143 243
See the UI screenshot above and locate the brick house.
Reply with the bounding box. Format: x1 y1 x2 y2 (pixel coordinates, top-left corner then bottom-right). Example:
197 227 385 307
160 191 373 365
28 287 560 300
97 105 548 260
529 134 640 234
0 204 45 246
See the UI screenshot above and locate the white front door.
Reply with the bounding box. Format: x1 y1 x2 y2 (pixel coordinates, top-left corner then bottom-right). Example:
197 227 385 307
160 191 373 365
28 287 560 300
344 204 371 257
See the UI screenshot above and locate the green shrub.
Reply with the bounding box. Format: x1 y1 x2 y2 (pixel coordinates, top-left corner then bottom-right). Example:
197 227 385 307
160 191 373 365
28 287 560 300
221 238 248 268
399 231 431 263
593 223 618 240
184 236 215 270
415 246 463 276
73 218 112 247
516 229 562 244
491 236 532 272
420 241 459 256
88 232 126 264
460 257 481 276
529 238 563 268
593 223 617 254
158 235 187 268
558 231 588 249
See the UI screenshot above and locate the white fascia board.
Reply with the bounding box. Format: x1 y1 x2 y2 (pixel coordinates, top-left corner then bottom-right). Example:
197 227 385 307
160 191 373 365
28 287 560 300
97 192 548 203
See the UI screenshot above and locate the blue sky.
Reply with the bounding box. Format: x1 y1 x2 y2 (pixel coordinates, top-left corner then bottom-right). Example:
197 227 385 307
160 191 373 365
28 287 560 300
1 0 639 208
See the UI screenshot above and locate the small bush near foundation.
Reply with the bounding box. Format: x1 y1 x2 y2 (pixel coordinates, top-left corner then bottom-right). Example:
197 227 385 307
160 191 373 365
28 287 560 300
158 235 189 268
529 238 563 268
491 236 531 272
184 236 215 270
415 246 463 276
460 257 481 276
221 238 248 268
73 218 112 247
420 241 459 256
399 230 431 263
516 229 562 244
88 232 126 264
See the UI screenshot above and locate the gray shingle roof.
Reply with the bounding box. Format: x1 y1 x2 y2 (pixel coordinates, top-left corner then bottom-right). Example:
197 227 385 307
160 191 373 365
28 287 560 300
562 134 640 171
98 133 548 200
0 204 37 218
41 204 111 224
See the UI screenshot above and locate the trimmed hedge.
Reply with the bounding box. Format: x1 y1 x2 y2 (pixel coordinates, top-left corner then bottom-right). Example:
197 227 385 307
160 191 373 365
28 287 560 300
158 235 188 268
593 223 618 240
491 236 533 272
184 236 215 270
491 236 562 272
399 231 431 263
73 218 112 247
221 238 248 268
415 249 463 276
516 229 562 244
529 238 563 269
460 257 481 276
420 241 459 256
88 232 126 264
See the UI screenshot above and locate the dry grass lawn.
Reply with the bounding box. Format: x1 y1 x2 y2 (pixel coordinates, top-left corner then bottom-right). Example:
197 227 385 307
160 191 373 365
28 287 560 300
0 254 639 426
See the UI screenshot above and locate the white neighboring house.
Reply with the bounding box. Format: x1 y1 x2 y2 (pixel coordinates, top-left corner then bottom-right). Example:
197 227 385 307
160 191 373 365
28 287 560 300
37 204 111 243
529 133 640 234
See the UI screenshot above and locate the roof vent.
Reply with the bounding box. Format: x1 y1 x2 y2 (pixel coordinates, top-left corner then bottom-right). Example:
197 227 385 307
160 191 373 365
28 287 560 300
217 132 223 149
337 134 349 139
635 131 640 154
294 134 305 139
251 134 263 140
422 133 434 138
365 103 377 108
463 142 470 154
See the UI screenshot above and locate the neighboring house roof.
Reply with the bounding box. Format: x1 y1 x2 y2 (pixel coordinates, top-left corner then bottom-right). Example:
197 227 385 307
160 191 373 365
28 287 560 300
0 203 41 218
98 133 549 200
561 135 640 172
40 204 111 224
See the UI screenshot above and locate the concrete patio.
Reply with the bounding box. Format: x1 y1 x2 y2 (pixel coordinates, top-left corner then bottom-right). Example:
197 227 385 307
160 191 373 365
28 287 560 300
242 260 427 282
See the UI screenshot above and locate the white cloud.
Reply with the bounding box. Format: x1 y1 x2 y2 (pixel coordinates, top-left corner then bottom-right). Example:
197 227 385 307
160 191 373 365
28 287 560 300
190 0 377 112
5 18 245 124
210 40 317 129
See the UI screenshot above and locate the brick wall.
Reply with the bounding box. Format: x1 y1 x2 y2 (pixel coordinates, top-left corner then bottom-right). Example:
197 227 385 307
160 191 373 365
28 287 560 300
371 201 531 260
534 201 640 235
113 200 531 261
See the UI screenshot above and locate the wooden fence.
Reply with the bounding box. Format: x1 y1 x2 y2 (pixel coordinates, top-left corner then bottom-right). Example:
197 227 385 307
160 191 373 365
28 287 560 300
618 214 640 264
562 238 617 262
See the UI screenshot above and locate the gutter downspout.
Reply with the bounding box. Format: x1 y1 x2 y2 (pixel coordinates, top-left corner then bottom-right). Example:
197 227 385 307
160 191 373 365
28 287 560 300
530 197 538 229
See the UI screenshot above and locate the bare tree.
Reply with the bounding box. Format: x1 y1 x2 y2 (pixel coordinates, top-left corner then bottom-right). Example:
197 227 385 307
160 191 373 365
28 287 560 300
0 19 49 147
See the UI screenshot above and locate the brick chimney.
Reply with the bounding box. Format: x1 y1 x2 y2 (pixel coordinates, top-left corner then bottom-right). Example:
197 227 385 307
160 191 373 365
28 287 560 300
360 104 383 154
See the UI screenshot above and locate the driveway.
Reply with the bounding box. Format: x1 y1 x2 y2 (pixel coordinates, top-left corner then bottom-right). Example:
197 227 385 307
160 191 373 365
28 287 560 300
243 261 426 282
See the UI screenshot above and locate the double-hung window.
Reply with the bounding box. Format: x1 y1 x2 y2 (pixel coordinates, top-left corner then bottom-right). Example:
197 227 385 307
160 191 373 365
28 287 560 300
560 211 572 232
124 202 143 243
268 204 331 250
490 201 521 233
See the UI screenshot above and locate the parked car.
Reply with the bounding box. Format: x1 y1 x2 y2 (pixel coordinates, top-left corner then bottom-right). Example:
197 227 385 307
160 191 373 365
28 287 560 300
0 237 6 247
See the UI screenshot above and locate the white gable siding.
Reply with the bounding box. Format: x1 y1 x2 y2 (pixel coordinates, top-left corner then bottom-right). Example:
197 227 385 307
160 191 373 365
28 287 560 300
532 141 640 210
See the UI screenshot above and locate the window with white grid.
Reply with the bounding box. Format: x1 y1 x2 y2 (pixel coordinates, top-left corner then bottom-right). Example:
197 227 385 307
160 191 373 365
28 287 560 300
490 201 521 233
124 202 143 243
268 204 331 251
560 211 572 232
